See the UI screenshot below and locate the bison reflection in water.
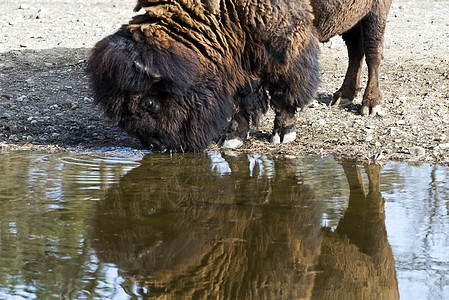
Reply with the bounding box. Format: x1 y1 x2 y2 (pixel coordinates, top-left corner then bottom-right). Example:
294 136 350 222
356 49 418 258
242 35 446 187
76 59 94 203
91 154 398 298
313 161 399 299
92 153 322 298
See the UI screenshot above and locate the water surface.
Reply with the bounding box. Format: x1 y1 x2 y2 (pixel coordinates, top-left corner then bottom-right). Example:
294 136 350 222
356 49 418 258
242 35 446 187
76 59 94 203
0 151 448 299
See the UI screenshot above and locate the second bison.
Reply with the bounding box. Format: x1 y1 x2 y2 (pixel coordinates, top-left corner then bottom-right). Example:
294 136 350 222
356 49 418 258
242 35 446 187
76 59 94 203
311 0 392 116
88 0 320 151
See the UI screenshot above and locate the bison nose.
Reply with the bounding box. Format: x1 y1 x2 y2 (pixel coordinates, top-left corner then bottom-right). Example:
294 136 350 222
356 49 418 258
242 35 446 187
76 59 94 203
138 135 165 151
148 137 164 151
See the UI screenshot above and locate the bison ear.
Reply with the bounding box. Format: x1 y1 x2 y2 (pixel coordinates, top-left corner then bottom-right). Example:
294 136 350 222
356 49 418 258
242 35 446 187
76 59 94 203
134 60 161 83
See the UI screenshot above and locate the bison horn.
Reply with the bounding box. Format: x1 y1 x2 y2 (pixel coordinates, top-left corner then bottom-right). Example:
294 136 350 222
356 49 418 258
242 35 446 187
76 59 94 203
134 61 161 82
149 72 161 82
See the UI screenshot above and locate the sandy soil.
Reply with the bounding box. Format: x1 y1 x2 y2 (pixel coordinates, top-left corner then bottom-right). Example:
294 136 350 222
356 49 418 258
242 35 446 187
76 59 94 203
1 0 448 165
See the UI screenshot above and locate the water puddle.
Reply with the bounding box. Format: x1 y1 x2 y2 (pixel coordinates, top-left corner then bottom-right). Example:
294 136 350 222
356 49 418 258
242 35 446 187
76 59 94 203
0 151 448 299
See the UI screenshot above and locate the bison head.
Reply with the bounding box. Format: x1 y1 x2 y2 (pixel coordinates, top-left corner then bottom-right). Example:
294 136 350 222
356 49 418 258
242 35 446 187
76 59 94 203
87 32 235 151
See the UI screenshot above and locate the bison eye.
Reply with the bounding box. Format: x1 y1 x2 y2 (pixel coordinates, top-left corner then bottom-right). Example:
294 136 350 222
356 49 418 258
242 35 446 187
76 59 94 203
140 97 161 114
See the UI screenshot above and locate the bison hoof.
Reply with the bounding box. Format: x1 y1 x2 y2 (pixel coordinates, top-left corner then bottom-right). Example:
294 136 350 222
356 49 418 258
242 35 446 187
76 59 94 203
270 131 296 144
271 133 281 144
283 131 296 143
222 137 244 149
361 105 384 117
330 97 352 108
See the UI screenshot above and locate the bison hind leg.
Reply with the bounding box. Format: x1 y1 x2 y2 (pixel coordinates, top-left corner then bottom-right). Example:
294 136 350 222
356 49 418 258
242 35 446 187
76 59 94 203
329 22 364 108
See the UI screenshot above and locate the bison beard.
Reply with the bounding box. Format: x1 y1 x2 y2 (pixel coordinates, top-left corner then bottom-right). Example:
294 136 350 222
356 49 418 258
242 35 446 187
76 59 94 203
87 0 320 151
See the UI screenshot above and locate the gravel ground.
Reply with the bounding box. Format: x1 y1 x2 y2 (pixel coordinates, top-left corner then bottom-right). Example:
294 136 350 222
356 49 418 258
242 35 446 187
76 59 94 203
1 0 448 165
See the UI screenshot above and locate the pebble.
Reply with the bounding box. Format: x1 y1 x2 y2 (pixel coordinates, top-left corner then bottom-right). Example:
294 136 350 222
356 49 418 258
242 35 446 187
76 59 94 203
389 127 397 136
312 119 326 127
9 135 19 142
439 143 449 150
410 146 426 156
308 100 320 108
365 135 374 142
318 92 332 100
365 128 375 135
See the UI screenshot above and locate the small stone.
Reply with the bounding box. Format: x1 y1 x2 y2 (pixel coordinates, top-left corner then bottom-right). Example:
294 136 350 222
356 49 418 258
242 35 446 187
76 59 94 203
17 95 27 101
19 4 30 9
400 189 408 193
439 143 449 150
26 135 33 141
308 100 320 108
36 8 47 19
410 146 425 156
396 119 406 125
389 127 397 136
52 133 60 137
365 135 374 142
318 92 332 100
9 135 19 142
312 119 326 127
377 109 387 117
365 128 375 135
375 141 382 147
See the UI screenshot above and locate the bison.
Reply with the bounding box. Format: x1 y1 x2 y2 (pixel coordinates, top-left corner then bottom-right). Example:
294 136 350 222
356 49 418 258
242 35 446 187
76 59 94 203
87 0 392 151
87 0 320 151
311 0 392 116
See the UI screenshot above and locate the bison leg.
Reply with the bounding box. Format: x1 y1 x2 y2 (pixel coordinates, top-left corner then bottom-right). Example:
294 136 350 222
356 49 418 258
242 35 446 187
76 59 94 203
360 9 389 116
270 108 297 144
268 37 320 144
221 111 250 149
330 23 365 107
222 78 267 149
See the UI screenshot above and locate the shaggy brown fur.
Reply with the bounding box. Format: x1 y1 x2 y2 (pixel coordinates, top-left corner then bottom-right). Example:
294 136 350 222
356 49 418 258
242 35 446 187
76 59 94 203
311 0 392 116
87 0 320 151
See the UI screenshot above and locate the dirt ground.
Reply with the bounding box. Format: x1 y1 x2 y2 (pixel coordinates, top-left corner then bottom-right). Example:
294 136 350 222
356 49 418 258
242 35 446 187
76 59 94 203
1 0 448 165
